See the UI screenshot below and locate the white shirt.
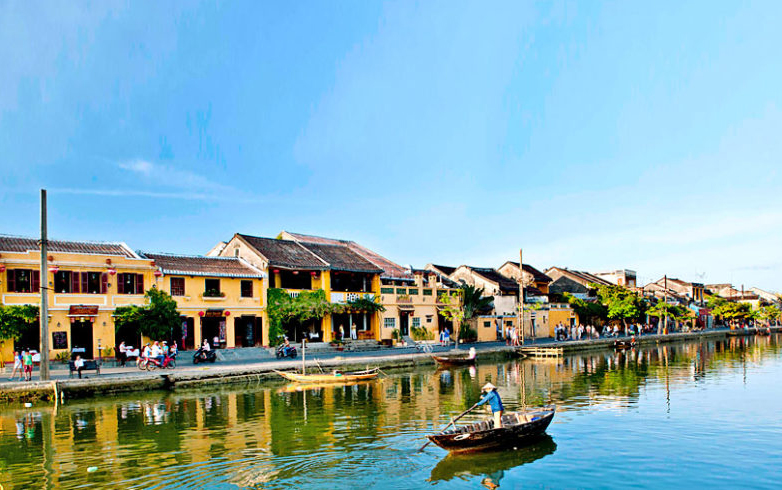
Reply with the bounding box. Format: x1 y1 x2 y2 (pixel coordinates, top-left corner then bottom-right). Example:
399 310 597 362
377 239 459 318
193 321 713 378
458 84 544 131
74 359 84 368
119 344 127 353
150 345 162 357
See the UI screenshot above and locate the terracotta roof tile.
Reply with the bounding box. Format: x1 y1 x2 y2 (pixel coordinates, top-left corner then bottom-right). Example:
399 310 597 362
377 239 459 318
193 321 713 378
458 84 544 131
238 234 328 270
504 261 552 284
469 267 519 292
0 234 138 258
298 242 383 273
142 252 264 278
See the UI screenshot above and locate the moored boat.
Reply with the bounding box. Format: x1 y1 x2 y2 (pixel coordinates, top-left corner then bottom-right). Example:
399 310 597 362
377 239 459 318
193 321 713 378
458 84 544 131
613 340 636 350
426 406 555 453
432 354 477 366
274 367 380 383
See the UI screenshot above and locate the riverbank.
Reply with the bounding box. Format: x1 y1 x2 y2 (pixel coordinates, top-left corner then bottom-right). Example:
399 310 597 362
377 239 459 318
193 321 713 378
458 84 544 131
2 326 778 404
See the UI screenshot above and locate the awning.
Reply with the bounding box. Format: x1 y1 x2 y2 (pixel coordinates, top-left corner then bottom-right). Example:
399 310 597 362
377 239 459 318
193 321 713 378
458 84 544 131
398 305 414 311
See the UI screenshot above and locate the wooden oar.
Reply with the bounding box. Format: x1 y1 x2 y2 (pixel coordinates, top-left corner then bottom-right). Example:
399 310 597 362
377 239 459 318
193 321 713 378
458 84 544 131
418 401 480 452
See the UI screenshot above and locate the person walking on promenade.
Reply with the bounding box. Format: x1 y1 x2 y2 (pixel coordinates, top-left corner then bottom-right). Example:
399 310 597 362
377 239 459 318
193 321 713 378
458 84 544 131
338 324 345 341
22 349 33 381
9 351 23 380
350 323 357 340
118 341 127 367
476 382 504 428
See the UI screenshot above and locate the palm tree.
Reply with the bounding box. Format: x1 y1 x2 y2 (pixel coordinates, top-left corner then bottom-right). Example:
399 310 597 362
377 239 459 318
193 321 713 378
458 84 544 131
458 284 494 345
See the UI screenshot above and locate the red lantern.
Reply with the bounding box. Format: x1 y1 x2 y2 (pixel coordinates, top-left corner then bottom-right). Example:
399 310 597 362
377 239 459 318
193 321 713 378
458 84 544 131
154 270 163 277
49 265 59 274
310 271 317 276
0 265 5 273
293 271 299 275
273 269 280 274
198 311 205 317
108 268 117 275
225 311 231 317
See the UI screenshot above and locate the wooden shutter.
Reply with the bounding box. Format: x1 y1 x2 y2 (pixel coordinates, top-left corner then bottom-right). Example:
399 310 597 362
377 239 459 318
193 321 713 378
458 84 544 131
81 272 88 294
136 274 144 294
71 272 80 294
101 273 108 294
117 274 125 294
7 270 15 292
32 270 40 293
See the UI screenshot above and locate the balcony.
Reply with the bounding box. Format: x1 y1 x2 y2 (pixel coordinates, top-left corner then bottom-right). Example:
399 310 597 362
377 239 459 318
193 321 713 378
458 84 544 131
330 292 374 304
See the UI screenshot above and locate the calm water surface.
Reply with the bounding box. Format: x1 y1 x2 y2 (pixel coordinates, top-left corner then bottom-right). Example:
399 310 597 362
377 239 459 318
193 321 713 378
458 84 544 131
1 335 781 489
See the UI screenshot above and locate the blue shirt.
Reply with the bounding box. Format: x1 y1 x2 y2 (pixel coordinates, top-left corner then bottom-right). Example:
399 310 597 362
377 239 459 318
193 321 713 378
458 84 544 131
476 390 504 412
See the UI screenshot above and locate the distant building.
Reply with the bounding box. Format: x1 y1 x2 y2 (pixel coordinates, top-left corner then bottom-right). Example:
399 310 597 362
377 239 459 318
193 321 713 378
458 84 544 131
593 269 637 288
544 267 612 299
496 261 552 299
651 277 705 305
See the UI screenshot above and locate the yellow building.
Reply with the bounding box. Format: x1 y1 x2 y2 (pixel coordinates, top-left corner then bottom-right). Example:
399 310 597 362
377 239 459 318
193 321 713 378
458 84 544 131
216 233 382 343
143 253 266 349
0 235 154 362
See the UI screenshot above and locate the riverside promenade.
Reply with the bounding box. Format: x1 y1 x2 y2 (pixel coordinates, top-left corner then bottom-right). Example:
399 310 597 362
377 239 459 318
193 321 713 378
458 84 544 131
1 326 776 404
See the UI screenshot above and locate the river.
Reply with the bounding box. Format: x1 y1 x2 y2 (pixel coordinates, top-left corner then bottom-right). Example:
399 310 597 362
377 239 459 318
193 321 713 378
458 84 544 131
1 334 780 489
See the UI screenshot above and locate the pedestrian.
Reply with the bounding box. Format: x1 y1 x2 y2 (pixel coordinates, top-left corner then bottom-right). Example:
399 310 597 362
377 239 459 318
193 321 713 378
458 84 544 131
118 341 127 367
476 382 504 428
350 322 357 340
170 341 178 358
338 324 345 341
74 354 85 379
22 349 33 381
8 351 23 381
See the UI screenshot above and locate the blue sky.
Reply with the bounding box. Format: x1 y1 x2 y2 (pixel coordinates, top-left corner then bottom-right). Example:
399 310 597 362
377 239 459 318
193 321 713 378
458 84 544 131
1 1 780 291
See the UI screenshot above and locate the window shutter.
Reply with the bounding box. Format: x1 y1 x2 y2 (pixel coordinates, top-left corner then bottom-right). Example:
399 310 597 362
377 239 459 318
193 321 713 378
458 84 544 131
7 270 15 292
101 273 108 294
71 272 80 294
32 270 40 293
81 272 88 294
117 274 125 294
136 274 144 294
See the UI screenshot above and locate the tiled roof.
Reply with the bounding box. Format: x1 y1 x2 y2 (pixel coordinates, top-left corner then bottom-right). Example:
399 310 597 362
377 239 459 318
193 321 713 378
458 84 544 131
504 261 552 284
298 242 383 273
141 252 264 278
469 267 519 292
283 231 411 279
549 267 612 287
429 264 457 276
238 234 328 270
0 234 138 258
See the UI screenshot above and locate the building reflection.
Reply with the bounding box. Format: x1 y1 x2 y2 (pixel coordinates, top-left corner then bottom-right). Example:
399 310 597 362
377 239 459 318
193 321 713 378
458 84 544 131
0 334 779 489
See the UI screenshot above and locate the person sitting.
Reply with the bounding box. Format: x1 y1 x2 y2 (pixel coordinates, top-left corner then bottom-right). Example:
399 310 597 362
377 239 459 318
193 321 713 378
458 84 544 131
476 383 504 428
150 341 164 365
202 339 211 352
467 347 477 360
74 355 85 379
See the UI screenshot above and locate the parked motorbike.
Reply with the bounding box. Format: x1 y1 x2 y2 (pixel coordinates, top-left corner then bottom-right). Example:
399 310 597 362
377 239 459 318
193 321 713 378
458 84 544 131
193 347 217 364
276 344 297 359
145 355 176 370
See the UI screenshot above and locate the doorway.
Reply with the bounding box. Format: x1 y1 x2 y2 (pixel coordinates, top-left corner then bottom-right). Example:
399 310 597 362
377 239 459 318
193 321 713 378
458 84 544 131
234 316 260 348
399 314 409 336
201 317 224 349
71 320 94 359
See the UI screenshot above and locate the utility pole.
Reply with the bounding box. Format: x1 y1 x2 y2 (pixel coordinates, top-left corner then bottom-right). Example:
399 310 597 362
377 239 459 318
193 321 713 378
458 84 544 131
39 189 50 381
518 249 525 345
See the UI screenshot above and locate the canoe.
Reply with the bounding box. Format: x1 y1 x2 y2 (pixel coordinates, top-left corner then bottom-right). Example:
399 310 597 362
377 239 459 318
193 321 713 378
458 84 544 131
274 368 380 383
432 355 477 366
426 407 555 453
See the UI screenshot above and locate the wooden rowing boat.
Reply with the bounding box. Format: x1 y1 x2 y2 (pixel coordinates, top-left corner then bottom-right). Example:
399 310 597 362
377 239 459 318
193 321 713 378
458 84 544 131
613 340 636 350
426 406 555 453
274 367 380 383
432 354 477 366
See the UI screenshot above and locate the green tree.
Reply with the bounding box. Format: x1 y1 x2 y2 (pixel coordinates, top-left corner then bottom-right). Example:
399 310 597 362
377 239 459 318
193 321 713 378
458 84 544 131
756 305 780 327
0 305 39 342
114 288 181 341
563 293 607 325
707 296 751 327
594 284 644 334
267 289 338 345
438 285 493 347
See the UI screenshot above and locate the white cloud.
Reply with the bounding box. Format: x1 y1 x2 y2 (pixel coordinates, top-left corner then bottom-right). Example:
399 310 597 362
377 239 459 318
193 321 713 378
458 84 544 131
117 159 234 194
118 159 154 175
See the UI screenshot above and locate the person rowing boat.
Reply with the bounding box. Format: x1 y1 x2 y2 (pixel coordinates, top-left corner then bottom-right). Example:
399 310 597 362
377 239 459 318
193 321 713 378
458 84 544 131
476 382 504 428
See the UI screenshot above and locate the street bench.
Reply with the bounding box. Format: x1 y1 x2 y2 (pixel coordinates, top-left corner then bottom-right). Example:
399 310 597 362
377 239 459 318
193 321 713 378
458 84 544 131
69 360 100 378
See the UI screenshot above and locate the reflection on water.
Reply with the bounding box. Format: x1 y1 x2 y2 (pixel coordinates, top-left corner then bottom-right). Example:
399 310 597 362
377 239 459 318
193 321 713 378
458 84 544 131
0 335 780 489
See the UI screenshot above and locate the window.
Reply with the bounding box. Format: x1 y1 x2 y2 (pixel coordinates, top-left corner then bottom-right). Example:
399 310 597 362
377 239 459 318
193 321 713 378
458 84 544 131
408 288 418 296
241 280 253 298
505 320 513 326
396 288 406 294
483 321 491 327
384 317 396 329
6 269 39 293
118 273 144 295
380 287 394 294
422 288 433 296
412 317 421 328
170 277 185 296
204 278 221 297
54 271 72 293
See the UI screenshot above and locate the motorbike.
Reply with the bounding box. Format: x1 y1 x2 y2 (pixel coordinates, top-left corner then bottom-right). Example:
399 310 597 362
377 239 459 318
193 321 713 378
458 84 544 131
276 344 297 359
144 355 176 371
193 347 217 364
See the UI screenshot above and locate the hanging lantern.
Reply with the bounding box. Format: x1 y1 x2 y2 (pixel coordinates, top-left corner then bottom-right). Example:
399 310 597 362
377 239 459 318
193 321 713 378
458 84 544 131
273 269 280 274
198 311 205 317
293 271 299 275
0 265 5 273
310 271 317 276
154 270 163 277
108 268 117 275
225 311 231 317
49 265 59 274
